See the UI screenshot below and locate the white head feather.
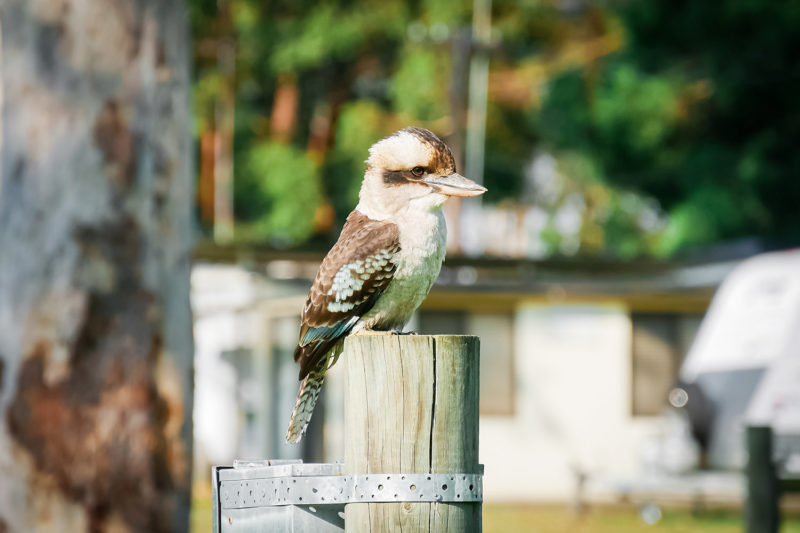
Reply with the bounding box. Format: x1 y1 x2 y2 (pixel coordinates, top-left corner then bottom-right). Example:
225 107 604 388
356 128 456 220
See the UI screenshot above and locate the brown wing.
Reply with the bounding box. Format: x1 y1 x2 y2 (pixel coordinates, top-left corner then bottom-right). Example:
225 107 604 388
294 211 400 379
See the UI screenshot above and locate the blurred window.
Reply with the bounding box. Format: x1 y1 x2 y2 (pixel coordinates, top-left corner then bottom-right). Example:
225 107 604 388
418 310 515 416
631 312 702 416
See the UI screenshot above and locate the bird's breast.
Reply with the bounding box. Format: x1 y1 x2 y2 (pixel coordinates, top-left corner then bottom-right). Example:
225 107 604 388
357 209 447 330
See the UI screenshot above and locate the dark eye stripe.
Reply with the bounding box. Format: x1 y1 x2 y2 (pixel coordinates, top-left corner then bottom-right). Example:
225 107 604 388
382 169 426 185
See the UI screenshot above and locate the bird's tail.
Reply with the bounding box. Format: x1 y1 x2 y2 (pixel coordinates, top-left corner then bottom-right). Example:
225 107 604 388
286 367 325 444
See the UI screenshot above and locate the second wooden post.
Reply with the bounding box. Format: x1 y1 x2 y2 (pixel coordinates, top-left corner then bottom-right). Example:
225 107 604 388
344 334 481 532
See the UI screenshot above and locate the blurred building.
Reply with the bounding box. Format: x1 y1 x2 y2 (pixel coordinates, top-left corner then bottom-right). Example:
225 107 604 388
191 245 746 503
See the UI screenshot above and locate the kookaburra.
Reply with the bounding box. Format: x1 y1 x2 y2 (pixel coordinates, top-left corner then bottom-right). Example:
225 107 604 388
286 127 486 443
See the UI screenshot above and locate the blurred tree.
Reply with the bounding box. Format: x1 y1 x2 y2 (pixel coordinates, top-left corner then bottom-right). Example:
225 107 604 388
189 0 800 257
236 141 322 245
191 0 415 243
539 0 800 255
0 1 194 532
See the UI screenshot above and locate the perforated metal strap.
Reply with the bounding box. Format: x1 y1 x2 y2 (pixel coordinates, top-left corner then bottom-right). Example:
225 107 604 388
219 472 483 508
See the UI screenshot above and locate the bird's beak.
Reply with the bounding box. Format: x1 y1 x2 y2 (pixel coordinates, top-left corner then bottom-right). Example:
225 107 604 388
423 173 487 197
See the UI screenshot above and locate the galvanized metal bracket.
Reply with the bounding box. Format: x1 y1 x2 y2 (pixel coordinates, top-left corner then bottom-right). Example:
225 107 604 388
218 463 483 509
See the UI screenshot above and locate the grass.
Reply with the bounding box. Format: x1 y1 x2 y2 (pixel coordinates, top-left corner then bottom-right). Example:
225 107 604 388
191 482 214 532
483 505 800 533
192 493 800 532
191 495 214 532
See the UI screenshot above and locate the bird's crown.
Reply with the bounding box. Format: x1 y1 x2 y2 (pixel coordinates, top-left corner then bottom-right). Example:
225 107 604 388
367 127 455 177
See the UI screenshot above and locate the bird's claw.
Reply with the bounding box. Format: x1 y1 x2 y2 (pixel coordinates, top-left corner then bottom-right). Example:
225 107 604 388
352 329 419 336
352 330 394 337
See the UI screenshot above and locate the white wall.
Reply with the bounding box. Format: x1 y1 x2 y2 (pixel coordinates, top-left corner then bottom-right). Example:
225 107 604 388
192 265 262 470
480 302 662 502
192 264 316 476
191 265 669 501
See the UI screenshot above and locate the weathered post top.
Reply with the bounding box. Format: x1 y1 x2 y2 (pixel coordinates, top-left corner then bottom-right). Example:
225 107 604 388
344 334 481 532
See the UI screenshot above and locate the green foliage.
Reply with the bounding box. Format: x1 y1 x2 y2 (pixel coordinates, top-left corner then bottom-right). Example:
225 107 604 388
236 142 322 246
538 0 800 254
522 151 665 258
483 103 537 203
390 47 451 121
192 73 225 135
269 2 408 73
323 101 388 221
593 65 680 155
421 0 470 25
189 0 800 256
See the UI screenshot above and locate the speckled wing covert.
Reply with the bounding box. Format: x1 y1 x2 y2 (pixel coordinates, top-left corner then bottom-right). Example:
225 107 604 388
294 210 400 379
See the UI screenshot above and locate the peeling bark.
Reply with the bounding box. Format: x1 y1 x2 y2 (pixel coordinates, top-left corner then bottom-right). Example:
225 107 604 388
0 1 194 532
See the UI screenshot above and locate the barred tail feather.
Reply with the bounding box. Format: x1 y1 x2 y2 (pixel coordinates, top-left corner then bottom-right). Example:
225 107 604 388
286 370 325 444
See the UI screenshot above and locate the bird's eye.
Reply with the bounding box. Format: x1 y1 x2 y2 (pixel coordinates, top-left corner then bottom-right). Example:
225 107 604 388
411 166 425 177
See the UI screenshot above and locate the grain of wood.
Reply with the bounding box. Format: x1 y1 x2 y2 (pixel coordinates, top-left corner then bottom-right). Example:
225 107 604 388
344 335 480 532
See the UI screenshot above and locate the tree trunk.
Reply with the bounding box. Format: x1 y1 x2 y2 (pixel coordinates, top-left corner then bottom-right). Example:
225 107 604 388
0 1 194 532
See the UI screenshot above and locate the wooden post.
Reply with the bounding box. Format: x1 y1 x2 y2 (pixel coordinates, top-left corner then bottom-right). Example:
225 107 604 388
745 425 780 533
343 335 481 532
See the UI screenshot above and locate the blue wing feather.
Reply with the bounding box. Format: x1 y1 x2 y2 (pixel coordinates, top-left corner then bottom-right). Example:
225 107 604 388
300 316 360 345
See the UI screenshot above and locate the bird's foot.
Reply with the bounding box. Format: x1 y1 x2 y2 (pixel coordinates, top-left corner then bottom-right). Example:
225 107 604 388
352 329 396 337
351 329 419 336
